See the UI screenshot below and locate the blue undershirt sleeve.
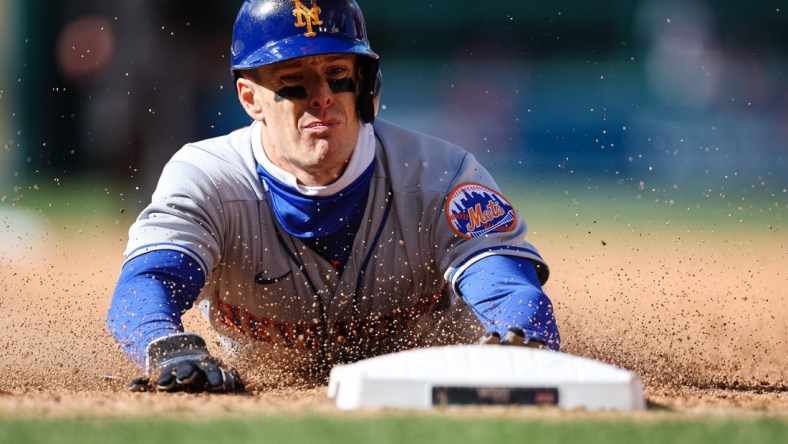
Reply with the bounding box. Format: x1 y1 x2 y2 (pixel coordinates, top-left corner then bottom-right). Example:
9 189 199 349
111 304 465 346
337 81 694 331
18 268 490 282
106 250 206 367
457 255 560 350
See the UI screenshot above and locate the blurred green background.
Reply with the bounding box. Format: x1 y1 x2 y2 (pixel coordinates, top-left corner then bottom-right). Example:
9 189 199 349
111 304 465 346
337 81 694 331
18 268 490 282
0 0 786 219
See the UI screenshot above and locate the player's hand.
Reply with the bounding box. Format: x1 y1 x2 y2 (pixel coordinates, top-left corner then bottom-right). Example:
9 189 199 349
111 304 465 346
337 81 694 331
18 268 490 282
128 333 243 393
479 327 547 349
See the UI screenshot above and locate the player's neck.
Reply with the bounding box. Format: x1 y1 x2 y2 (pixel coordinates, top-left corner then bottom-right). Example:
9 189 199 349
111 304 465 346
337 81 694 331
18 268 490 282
255 122 376 194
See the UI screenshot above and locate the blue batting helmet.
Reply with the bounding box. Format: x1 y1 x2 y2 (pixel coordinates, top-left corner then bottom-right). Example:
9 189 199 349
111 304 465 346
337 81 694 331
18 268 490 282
231 0 380 122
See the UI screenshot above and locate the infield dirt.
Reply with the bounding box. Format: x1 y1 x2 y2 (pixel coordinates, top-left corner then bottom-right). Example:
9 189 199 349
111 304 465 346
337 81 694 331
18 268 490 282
1 204 786 416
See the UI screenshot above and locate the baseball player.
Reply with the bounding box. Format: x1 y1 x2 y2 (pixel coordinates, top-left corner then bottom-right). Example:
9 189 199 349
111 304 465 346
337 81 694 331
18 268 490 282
107 0 560 393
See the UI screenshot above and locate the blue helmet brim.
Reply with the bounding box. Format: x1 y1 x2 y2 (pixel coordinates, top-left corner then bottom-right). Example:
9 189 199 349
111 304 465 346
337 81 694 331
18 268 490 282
232 34 378 71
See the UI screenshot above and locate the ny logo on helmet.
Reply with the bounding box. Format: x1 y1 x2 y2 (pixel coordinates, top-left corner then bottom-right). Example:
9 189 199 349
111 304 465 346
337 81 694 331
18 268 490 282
292 0 323 37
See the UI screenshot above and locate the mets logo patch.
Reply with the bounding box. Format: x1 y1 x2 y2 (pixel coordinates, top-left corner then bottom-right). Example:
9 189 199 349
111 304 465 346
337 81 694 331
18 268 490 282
445 182 517 239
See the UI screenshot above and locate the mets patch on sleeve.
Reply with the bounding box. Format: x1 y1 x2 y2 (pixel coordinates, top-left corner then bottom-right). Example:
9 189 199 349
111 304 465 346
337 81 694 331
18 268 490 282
445 182 517 239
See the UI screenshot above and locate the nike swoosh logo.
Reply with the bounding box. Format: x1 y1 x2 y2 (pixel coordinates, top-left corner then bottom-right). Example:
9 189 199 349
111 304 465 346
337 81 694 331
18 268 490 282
254 271 292 285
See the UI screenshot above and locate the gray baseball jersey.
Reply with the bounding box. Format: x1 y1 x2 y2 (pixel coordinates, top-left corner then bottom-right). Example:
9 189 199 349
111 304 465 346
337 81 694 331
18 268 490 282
124 118 548 370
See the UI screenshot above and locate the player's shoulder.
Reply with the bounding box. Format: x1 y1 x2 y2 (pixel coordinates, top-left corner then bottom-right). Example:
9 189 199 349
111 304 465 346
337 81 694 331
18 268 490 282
171 125 254 168
373 119 477 192
158 125 260 199
373 119 468 156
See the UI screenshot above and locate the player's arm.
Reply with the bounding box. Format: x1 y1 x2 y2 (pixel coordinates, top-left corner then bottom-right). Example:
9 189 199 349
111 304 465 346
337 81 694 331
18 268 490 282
107 249 204 365
457 254 560 350
107 249 241 392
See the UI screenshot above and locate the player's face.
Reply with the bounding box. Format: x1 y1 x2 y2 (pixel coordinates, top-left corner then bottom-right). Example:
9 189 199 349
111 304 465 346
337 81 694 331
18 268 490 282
238 54 361 186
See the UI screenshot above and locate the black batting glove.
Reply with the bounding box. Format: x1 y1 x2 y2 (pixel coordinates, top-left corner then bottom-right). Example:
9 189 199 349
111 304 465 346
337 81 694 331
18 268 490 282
128 333 243 393
479 327 547 349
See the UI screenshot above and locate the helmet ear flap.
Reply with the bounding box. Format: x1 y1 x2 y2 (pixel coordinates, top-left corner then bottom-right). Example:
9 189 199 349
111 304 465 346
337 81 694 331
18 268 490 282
357 58 380 123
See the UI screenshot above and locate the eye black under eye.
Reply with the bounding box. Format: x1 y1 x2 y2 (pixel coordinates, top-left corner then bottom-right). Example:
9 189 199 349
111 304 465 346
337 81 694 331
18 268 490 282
274 86 307 102
328 78 356 94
